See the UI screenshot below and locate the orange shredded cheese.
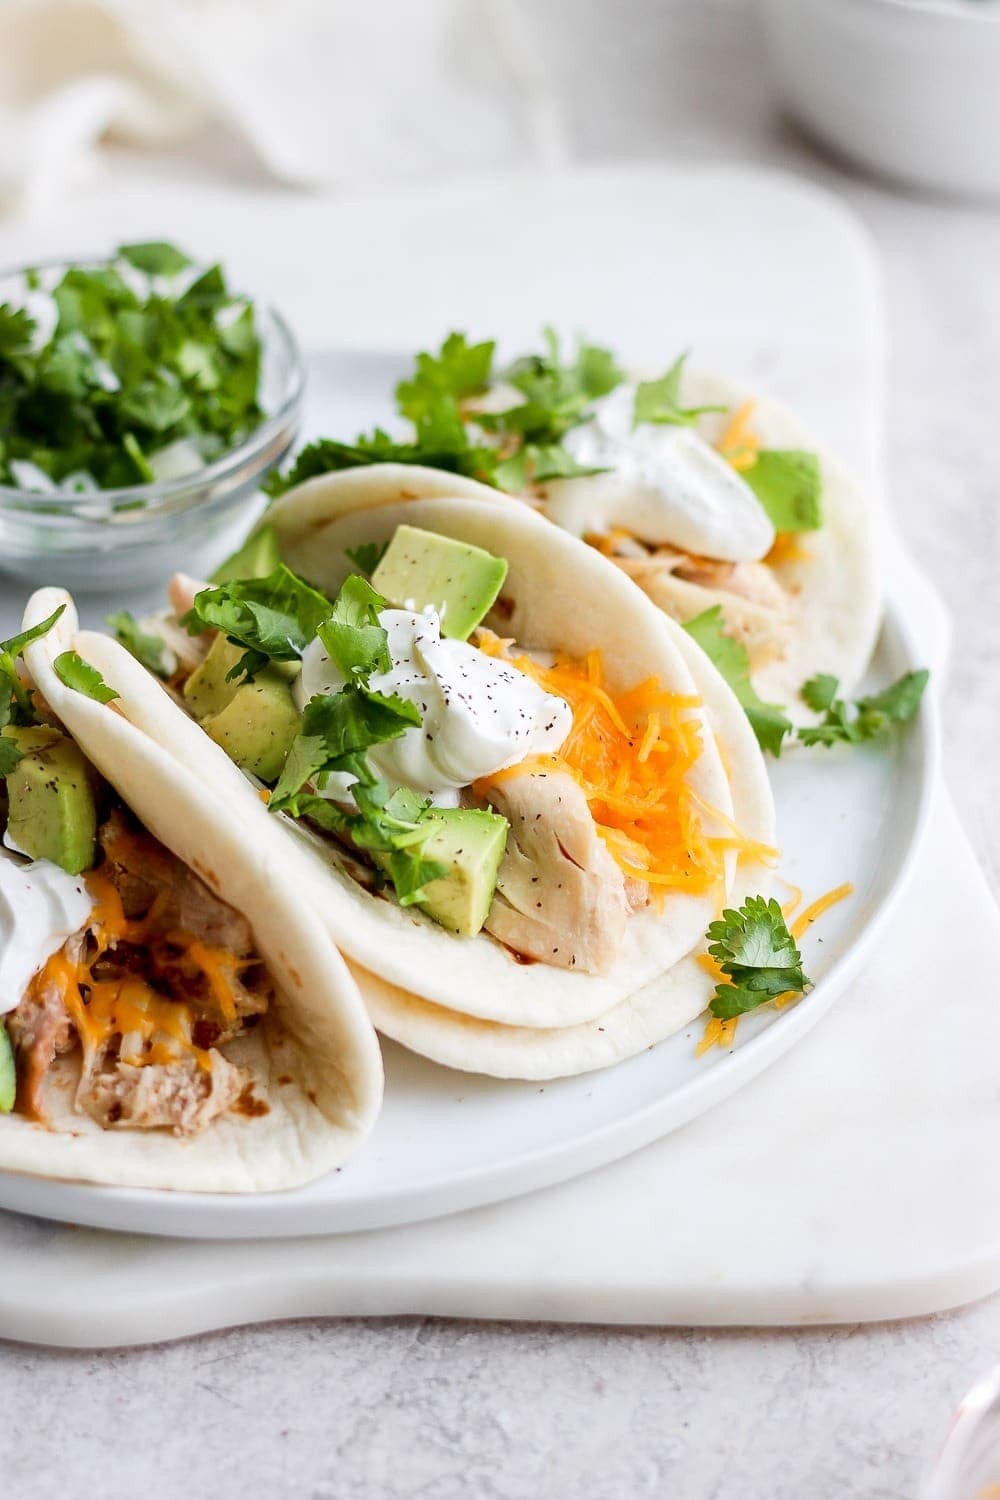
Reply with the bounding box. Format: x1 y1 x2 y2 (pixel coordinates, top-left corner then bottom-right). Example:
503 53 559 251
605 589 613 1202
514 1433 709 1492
476 632 769 896
717 400 761 472
791 882 853 941
766 532 813 567
26 857 258 1076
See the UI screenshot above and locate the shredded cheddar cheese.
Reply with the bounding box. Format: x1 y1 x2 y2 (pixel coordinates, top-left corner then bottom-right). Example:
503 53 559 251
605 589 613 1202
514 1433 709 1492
790 883 853 941
717 400 761 472
476 632 771 896
27 855 259 1075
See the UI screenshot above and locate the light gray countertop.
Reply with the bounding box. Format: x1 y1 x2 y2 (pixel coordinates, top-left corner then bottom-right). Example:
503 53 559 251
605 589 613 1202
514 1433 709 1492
3 2 1000 1496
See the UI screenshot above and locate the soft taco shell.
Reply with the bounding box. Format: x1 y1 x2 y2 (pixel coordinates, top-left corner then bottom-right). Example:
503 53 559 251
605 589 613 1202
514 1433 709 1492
0 589 384 1194
354 621 776 1078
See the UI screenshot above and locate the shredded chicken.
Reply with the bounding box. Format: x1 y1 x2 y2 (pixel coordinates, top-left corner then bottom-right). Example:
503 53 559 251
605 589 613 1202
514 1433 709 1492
7 811 272 1135
482 770 629 974
80 1053 244 1133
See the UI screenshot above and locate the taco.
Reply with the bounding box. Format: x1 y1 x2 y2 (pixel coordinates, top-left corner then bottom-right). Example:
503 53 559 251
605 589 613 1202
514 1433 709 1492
534 366 881 715
87 481 777 1076
264 333 881 720
0 590 383 1191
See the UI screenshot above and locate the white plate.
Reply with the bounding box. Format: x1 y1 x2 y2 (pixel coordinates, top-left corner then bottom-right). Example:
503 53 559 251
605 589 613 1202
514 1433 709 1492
0 352 939 1239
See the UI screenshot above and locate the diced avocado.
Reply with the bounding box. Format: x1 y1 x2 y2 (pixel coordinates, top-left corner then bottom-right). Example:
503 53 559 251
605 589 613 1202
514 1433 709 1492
4 728 97 875
0 1024 14 1113
183 633 248 720
371 525 508 640
210 523 282 584
201 673 302 782
414 808 508 936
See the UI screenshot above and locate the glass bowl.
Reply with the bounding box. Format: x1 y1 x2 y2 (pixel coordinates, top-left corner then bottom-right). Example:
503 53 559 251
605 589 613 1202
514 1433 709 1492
0 260 304 593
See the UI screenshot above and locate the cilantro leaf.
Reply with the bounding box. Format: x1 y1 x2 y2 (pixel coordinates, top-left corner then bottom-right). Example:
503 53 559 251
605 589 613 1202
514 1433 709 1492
743 450 824 532
181 566 333 678
264 425 499 499
317 575 391 681
797 669 929 748
117 241 193 277
345 541 389 577
706 895 809 1020
0 605 66 725
396 333 495 422
53 651 119 703
633 353 725 428
0 736 24 776
105 610 169 678
683 606 793 756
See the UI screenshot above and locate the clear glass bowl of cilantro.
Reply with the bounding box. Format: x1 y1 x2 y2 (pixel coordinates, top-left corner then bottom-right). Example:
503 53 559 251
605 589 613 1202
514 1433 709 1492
0 242 303 589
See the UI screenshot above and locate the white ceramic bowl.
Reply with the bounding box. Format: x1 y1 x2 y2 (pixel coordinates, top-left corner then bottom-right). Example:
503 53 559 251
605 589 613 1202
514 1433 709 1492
762 0 1000 200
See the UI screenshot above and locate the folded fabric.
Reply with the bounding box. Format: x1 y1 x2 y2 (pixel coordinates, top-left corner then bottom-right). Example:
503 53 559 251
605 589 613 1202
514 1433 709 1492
0 0 563 215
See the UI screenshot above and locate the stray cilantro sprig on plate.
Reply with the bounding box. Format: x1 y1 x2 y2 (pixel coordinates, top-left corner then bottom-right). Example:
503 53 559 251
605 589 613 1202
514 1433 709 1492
683 605 929 756
706 895 809 1020
0 242 263 493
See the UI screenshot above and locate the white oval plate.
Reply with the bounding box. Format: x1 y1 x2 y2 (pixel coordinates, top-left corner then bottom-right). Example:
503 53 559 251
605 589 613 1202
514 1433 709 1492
0 355 940 1239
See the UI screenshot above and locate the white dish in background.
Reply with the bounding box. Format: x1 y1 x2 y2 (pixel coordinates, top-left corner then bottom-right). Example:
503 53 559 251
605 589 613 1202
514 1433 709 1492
763 0 1000 201
0 349 940 1242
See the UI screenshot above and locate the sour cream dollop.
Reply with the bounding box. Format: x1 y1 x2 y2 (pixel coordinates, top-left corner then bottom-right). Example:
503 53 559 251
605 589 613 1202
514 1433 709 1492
549 383 775 563
297 607 573 806
0 852 92 1015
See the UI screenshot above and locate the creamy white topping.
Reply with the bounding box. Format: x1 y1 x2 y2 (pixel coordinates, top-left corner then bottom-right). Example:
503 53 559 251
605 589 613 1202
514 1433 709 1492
297 607 572 806
549 383 775 563
0 852 92 1016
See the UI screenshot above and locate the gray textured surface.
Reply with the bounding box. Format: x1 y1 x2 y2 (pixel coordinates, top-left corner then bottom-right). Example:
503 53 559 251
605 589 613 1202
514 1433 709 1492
3 2 1000 1496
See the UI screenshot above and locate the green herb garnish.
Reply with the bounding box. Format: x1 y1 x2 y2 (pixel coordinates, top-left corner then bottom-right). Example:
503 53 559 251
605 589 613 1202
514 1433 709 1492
683 605 793 756
633 352 725 428
798 669 929 747
181 565 333 682
105 610 169 678
707 895 809 1019
0 243 262 491
345 540 389 577
0 606 66 727
269 574 448 907
53 651 119 703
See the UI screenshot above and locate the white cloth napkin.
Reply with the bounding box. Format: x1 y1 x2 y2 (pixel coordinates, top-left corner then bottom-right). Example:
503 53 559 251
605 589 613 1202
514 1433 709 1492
0 0 564 216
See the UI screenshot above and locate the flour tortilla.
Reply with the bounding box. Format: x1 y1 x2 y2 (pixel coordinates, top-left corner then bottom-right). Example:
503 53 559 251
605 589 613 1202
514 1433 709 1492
90 487 758 1030
355 621 776 1079
539 370 881 717
0 589 383 1194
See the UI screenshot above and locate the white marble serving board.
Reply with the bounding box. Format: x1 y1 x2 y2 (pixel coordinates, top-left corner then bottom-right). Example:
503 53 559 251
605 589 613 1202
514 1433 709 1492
1 165 991 1347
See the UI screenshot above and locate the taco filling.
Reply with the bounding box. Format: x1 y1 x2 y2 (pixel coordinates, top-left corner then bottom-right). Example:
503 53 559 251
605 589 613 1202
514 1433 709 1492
153 520 740 978
0 616 274 1136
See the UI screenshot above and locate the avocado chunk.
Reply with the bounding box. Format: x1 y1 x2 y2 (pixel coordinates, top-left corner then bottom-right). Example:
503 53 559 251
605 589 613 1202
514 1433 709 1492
371 525 508 640
413 807 508 936
201 673 302 782
210 522 282 584
183 633 248 720
0 1024 14 1113
4 727 97 875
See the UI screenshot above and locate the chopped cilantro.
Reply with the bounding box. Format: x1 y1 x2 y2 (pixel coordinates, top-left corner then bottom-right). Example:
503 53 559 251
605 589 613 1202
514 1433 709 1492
105 610 169 678
683 605 793 756
181 566 333 682
395 332 495 422
633 353 725 428
0 244 262 491
53 651 119 703
0 606 66 726
268 573 447 907
798 669 929 748
706 895 809 1019
743 450 824 532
